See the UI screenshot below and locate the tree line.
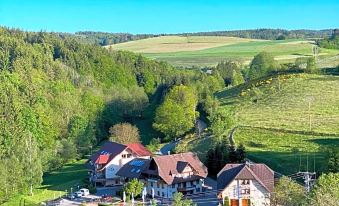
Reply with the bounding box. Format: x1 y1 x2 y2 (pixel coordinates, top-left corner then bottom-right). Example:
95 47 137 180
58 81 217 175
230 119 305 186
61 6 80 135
317 29 339 49
74 29 334 46
75 31 163 46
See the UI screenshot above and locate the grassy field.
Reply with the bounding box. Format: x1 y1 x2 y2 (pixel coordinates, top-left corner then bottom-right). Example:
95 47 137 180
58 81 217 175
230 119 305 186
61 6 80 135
234 127 338 175
107 35 339 67
180 127 338 175
216 74 339 134
177 73 339 175
4 160 87 206
106 35 258 53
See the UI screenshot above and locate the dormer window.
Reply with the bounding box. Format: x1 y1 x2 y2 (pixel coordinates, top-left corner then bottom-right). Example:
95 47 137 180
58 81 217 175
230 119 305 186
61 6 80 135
122 154 132 158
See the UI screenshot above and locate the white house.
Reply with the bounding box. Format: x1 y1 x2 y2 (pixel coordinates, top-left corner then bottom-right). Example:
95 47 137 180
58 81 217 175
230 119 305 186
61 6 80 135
117 152 208 198
87 141 152 187
217 162 274 206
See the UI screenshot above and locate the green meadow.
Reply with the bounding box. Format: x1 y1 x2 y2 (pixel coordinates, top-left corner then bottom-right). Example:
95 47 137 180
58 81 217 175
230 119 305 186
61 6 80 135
178 73 339 175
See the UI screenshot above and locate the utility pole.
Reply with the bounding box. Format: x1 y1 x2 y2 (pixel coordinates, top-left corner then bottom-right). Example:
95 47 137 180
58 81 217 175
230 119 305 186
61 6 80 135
298 153 316 192
298 171 316 192
306 96 314 131
276 69 281 91
312 45 319 62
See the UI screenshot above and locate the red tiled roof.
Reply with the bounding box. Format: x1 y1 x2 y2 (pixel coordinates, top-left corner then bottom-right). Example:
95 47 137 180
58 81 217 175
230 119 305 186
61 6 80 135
126 143 152 157
95 154 110 164
89 141 127 168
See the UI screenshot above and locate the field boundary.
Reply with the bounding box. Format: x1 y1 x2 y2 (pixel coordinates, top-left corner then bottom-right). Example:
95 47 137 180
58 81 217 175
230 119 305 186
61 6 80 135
238 125 339 137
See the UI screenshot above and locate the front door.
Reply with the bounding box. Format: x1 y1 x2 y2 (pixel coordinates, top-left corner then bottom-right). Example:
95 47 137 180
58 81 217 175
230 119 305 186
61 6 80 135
242 199 250 206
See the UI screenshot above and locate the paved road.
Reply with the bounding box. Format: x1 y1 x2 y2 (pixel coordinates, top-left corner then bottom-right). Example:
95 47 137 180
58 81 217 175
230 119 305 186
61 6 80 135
160 140 180 155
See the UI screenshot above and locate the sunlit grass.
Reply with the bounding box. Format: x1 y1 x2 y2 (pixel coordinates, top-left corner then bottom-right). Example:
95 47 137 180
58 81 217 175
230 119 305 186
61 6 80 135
4 160 87 206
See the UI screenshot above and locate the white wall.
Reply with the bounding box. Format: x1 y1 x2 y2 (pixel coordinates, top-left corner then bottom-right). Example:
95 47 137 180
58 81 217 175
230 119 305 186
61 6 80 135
105 149 136 179
220 179 270 206
145 179 203 198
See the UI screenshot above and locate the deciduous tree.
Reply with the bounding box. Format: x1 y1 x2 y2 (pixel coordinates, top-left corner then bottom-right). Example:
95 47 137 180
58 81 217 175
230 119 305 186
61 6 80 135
271 176 305 206
153 85 198 140
248 52 279 80
109 123 140 144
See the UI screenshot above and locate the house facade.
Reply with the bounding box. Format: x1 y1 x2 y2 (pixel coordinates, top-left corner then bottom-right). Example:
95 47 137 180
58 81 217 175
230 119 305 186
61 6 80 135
217 162 274 206
87 141 152 187
117 152 208 198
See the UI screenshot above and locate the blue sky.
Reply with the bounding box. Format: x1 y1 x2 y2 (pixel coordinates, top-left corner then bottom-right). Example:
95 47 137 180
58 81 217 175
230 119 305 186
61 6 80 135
0 0 338 34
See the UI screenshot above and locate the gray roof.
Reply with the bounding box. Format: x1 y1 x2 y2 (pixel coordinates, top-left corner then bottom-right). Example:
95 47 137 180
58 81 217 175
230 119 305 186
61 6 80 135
116 158 151 179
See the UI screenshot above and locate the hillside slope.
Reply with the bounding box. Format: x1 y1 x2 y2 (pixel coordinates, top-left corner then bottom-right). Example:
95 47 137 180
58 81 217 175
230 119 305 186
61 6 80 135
109 36 339 67
106 35 258 53
216 74 339 174
180 74 339 175
216 74 339 134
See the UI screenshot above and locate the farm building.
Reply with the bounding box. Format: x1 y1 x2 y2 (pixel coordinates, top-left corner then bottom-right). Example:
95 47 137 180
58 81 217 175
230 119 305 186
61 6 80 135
117 152 208 198
217 162 274 206
86 141 152 187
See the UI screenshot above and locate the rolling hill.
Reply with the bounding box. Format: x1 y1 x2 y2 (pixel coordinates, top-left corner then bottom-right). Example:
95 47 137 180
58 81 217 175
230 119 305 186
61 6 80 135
107 35 339 67
179 73 339 175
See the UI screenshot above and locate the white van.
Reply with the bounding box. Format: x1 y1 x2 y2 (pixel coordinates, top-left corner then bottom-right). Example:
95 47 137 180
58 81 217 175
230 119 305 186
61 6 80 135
80 188 90 196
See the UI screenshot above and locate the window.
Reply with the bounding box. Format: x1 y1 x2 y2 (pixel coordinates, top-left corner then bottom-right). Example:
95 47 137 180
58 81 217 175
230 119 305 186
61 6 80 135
172 184 175 188
196 187 200 192
162 183 164 189
157 191 160 196
157 182 160 188
196 180 199 184
150 182 153 187
183 182 186 187
162 192 165 197
122 154 132 158
241 189 250 195
241 179 250 185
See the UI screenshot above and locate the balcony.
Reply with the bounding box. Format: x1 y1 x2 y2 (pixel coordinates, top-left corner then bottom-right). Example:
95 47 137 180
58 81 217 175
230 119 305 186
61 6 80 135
177 185 197 192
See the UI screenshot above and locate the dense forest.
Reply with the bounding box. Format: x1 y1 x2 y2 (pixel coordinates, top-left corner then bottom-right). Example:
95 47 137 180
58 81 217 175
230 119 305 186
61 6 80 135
180 29 333 40
77 29 334 46
75 31 162 46
0 27 224 202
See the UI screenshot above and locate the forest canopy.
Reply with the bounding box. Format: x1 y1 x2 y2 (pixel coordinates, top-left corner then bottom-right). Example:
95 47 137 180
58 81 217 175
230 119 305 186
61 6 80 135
0 27 224 202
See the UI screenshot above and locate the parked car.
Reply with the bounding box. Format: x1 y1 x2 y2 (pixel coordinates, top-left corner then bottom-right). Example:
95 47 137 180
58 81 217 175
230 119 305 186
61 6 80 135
75 191 83 198
80 188 90 196
68 193 75 200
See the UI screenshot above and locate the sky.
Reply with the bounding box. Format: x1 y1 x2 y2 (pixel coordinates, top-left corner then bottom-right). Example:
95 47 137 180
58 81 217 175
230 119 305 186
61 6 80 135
0 0 338 34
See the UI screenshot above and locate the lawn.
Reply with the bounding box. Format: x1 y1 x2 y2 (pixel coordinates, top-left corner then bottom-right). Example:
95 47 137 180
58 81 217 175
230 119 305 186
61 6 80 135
4 160 88 206
108 36 339 67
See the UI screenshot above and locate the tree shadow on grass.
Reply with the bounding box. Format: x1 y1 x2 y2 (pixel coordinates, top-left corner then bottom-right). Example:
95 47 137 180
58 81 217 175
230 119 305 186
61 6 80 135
247 150 328 176
306 138 339 147
38 161 87 191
